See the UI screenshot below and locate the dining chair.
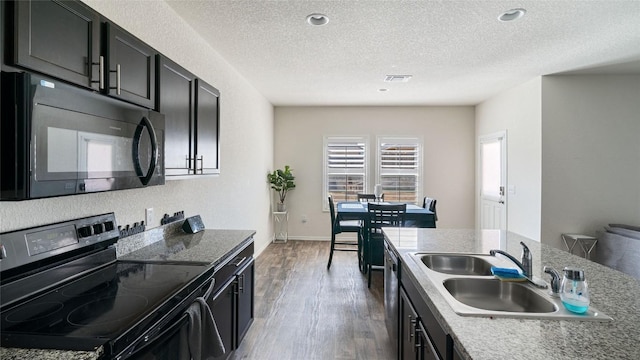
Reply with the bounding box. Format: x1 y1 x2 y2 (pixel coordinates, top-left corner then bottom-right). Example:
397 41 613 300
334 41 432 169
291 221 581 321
327 195 364 271
357 193 383 202
365 203 406 287
422 196 438 221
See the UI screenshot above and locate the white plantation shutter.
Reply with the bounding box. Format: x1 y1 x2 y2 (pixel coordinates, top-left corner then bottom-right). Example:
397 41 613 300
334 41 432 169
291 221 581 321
377 138 421 204
324 137 368 208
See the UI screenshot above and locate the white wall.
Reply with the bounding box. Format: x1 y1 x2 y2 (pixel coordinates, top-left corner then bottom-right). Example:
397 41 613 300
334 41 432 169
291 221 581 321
541 75 640 249
274 106 476 240
475 78 543 240
0 1 275 255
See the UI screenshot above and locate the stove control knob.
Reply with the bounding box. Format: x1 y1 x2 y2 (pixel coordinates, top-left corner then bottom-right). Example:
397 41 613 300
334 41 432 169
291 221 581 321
92 223 104 235
77 226 92 238
0 245 6 259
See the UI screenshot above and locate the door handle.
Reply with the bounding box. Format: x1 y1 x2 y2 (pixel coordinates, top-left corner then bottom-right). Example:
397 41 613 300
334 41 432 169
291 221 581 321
132 116 158 185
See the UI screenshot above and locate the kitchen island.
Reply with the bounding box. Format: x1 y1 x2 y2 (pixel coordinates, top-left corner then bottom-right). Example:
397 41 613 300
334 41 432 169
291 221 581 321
383 228 640 360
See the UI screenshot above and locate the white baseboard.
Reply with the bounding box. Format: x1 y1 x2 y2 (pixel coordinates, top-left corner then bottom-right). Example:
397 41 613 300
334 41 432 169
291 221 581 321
284 235 328 241
283 234 359 242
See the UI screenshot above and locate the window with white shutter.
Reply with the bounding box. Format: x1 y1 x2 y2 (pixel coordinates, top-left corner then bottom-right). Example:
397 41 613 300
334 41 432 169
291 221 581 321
377 137 422 204
323 136 368 210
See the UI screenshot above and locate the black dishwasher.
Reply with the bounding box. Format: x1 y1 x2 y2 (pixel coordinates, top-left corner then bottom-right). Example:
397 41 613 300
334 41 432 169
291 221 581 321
384 241 400 356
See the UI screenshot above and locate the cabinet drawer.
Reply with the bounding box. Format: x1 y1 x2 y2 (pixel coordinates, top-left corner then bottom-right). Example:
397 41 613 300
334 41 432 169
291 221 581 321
213 242 254 295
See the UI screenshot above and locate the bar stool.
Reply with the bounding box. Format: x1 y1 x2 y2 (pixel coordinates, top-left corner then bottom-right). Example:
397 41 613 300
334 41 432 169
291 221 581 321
327 195 364 271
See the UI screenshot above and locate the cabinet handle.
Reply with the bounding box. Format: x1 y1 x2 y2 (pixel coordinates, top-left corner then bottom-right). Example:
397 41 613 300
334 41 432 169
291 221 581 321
415 326 423 349
109 63 121 95
408 315 415 343
116 64 121 95
91 56 105 89
231 256 247 267
196 156 204 173
238 274 245 293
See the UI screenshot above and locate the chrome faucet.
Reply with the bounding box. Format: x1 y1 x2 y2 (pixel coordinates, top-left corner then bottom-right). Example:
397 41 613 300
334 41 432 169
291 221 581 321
543 266 561 296
490 242 548 288
490 241 532 276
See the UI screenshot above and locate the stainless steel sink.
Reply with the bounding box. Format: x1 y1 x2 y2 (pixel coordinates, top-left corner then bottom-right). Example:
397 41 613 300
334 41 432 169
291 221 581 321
443 278 557 313
420 254 493 276
408 252 613 321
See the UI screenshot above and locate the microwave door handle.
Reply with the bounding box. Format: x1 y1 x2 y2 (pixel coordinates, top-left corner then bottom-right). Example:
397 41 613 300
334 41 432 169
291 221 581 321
132 116 158 185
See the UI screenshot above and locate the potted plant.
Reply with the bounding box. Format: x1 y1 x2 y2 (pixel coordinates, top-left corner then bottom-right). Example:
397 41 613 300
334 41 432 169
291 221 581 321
267 165 296 212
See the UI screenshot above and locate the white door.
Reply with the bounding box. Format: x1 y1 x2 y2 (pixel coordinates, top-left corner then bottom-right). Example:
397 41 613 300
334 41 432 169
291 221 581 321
479 132 507 230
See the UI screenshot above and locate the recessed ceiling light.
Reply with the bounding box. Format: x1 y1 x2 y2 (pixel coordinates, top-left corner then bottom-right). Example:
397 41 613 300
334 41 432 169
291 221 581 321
306 13 329 26
498 8 526 22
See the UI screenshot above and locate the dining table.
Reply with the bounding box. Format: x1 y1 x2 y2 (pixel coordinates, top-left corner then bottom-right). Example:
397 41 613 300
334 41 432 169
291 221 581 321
336 201 436 228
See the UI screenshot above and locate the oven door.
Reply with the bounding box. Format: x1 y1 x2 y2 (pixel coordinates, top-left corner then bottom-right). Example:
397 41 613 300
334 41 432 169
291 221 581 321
125 312 191 360
119 275 220 360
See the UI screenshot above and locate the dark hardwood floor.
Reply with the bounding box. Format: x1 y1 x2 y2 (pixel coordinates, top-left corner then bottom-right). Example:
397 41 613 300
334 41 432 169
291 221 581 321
232 240 394 360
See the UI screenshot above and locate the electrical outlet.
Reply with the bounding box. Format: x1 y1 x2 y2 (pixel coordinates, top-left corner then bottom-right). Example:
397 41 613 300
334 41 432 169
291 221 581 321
301 214 308 224
145 208 154 226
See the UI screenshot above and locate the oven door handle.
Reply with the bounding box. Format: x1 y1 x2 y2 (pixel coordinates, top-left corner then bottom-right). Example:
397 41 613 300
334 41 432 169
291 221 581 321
120 312 190 360
132 116 158 186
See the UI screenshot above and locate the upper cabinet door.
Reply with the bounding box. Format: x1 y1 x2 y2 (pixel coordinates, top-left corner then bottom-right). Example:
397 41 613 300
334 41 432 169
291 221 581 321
105 22 156 108
10 0 101 90
157 55 196 176
195 79 220 175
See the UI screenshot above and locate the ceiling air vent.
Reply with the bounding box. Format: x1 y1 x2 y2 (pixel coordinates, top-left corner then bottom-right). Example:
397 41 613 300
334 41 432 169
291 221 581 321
384 75 412 83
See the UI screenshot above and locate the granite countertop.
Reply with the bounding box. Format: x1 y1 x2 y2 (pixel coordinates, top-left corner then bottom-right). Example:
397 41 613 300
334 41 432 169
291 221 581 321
0 225 256 360
383 227 640 360
117 226 256 270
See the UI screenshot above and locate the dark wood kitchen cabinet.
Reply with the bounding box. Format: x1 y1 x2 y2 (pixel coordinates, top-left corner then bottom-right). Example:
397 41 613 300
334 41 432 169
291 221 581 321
210 277 235 360
210 243 254 359
400 263 453 360
400 287 422 360
104 21 157 108
4 0 101 90
235 258 254 346
195 79 220 174
157 56 196 176
157 55 220 177
400 287 440 360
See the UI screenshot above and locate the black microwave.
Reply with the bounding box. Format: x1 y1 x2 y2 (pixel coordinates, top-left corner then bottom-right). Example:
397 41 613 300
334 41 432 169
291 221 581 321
1 71 165 200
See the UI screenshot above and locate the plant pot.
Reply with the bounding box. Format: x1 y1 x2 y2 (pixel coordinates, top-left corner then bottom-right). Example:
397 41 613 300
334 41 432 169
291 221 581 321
276 203 286 212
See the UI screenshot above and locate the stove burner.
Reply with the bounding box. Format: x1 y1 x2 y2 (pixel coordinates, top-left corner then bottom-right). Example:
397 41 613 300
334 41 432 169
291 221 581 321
5 302 64 323
67 294 149 328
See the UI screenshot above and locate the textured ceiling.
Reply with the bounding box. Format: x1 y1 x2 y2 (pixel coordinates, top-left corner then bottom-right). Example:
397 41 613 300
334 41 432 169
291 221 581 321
166 0 640 106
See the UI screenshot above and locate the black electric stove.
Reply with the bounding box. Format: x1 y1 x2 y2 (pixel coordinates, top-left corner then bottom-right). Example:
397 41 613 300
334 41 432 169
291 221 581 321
0 213 214 359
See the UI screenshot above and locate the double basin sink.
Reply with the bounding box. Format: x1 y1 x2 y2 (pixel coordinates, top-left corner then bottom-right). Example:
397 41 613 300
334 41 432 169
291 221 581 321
409 253 612 321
